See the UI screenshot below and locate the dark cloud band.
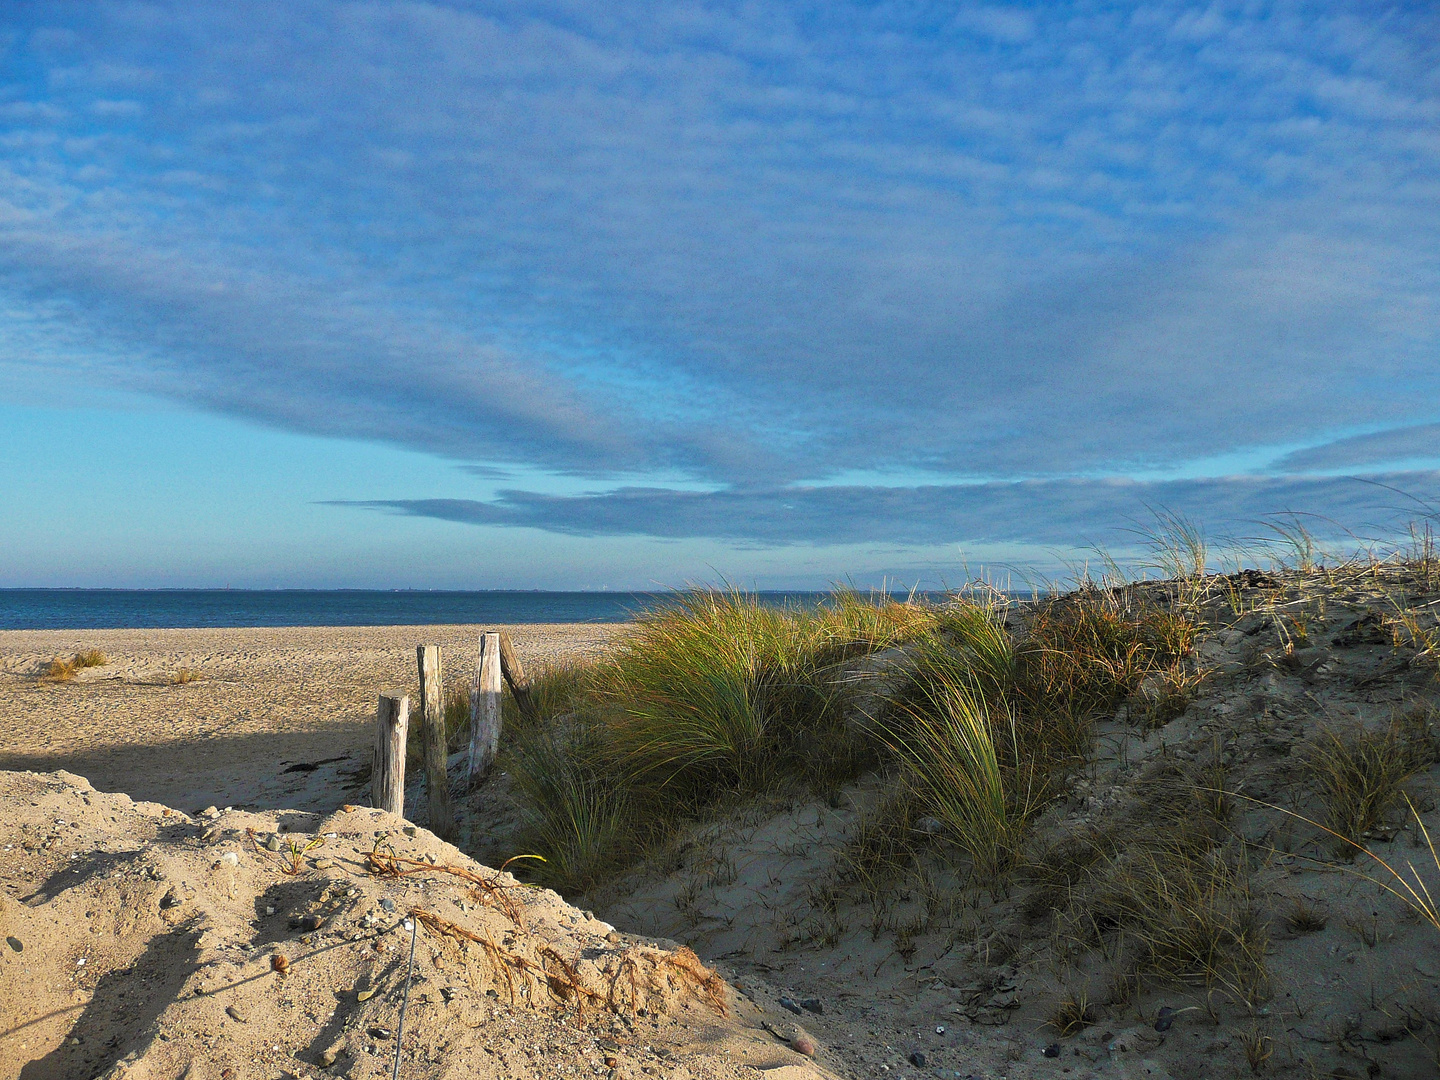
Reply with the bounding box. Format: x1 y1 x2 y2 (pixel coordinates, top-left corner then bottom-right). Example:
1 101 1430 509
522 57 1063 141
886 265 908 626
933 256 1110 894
331 471 1440 548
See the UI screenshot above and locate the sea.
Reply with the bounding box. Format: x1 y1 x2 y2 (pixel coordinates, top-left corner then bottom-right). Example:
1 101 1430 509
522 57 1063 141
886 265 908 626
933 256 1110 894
0 589 933 630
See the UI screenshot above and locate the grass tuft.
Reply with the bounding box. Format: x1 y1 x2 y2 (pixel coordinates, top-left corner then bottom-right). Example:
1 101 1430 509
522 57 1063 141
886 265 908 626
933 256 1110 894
43 657 76 682
73 648 107 669
1301 716 1435 854
171 667 202 685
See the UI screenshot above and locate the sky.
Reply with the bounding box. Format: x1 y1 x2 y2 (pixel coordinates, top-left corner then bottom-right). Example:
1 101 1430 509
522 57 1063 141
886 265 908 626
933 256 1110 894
1 1 1437 589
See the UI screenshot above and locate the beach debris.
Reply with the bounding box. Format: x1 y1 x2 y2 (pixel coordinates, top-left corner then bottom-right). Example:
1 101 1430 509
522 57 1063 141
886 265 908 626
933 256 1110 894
271 953 289 975
225 1005 248 1023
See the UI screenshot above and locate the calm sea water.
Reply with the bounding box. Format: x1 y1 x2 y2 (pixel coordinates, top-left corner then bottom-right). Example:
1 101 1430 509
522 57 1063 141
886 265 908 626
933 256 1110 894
0 589 895 630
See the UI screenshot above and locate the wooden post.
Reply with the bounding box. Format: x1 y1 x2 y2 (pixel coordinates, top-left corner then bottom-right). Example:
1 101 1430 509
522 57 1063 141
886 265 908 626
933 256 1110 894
417 645 455 840
497 631 537 722
466 632 502 788
372 693 409 816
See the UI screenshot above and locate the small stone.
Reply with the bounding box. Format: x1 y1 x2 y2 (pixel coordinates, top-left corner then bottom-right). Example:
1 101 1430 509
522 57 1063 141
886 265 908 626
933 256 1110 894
440 986 460 1002
226 1005 249 1023
220 852 240 867
200 806 220 819
160 889 182 909
1042 1042 1061 1058
357 989 376 1002
368 1026 393 1040
317 1047 339 1068
935 1026 946 1035
312 858 333 870
779 997 804 1016
790 1034 816 1057
5 937 21 953
1154 1006 1177 1032
379 898 396 912
909 1051 927 1067
604 1057 619 1068
402 826 417 838
265 905 277 916
266 834 283 852
916 816 943 835
800 998 823 1014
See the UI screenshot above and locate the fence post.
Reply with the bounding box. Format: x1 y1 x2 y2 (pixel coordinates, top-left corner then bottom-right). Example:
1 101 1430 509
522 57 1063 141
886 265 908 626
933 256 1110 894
372 693 409 816
466 632 502 788
417 645 455 840
497 632 536 722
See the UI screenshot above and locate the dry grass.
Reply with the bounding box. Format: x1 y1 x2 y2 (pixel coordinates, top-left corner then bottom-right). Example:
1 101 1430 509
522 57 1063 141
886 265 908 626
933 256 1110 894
1050 989 1098 1036
1301 715 1435 853
1079 836 1270 1005
171 667 202 685
42 657 76 682
1284 896 1328 934
73 648 107 669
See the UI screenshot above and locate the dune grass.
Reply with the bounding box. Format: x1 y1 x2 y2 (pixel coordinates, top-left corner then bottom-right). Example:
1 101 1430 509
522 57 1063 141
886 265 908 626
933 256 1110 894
41 649 108 682
496 583 1202 896
1302 714 1436 854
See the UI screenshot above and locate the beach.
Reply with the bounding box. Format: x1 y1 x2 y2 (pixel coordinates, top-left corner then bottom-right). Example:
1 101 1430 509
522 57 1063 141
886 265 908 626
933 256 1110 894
0 623 622 813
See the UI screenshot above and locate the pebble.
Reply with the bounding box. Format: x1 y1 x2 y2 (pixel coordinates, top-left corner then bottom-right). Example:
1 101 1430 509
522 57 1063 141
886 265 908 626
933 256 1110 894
379 898 396 912
5 937 22 953
779 997 804 1016
1154 1006 1176 1032
402 826 417 838
790 1034 816 1057
800 998 823 1014
909 1051 927 1066
220 852 239 867
312 858 333 870
226 1005 248 1023
1041 1042 1060 1058
369 1026 393 1040
265 835 282 852
160 889 182 910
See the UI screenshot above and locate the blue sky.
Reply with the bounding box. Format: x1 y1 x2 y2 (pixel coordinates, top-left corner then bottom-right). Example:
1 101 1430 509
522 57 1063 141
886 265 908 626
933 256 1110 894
1 1 1437 588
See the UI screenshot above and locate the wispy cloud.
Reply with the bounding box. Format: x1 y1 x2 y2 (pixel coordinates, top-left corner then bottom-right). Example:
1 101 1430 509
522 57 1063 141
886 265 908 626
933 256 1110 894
334 469 1436 549
1 2 1437 556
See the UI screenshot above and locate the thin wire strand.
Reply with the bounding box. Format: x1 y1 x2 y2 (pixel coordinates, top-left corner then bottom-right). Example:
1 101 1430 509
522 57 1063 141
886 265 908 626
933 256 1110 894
391 916 419 1080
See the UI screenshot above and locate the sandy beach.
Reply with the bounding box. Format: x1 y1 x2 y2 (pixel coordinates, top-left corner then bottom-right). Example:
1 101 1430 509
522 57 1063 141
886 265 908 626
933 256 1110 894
0 623 622 814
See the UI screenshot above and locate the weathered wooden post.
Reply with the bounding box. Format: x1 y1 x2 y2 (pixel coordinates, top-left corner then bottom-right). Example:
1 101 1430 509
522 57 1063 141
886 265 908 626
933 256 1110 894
466 632 502 788
417 645 455 840
497 631 537 722
372 692 409 816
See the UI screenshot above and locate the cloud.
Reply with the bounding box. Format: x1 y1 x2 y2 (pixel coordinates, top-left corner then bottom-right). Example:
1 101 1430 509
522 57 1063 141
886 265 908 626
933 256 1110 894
333 470 1440 548
0 1 1436 504
1278 424 1440 472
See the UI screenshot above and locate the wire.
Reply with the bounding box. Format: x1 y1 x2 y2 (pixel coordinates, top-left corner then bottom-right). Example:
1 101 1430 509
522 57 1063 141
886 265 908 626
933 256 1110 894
391 915 419 1080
